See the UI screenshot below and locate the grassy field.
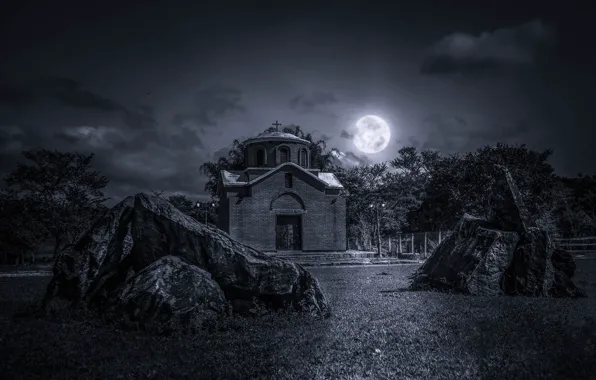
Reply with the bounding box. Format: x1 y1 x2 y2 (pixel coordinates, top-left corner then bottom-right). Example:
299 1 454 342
1 261 595 380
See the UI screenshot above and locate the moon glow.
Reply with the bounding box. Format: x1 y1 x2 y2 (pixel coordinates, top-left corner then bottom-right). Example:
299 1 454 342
353 115 391 154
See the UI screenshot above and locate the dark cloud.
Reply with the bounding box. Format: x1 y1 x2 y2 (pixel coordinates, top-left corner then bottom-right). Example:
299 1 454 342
340 130 354 139
0 76 158 130
172 86 245 127
123 105 158 130
289 91 337 113
408 137 421 148
212 146 231 161
53 123 204 153
421 113 532 152
36 77 123 111
166 127 204 150
0 126 28 157
421 19 555 76
4 124 210 206
0 76 36 106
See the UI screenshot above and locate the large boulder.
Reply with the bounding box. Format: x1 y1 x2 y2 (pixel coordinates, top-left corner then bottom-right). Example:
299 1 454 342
410 214 520 296
487 165 535 233
43 197 135 310
115 255 228 327
42 193 331 327
550 248 587 298
410 166 586 298
500 227 555 296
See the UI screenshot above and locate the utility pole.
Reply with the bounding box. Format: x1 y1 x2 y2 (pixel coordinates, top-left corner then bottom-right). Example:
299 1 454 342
376 204 381 257
370 201 385 257
196 201 214 225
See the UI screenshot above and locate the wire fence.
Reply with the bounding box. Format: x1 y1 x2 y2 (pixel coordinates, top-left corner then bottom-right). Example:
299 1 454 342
552 236 596 257
385 231 454 260
384 232 596 259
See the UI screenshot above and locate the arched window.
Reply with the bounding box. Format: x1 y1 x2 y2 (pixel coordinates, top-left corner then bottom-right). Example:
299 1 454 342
299 148 308 168
279 147 290 164
256 148 265 166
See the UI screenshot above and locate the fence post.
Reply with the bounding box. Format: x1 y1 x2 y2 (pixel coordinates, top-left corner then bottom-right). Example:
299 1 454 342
424 232 427 257
388 237 391 253
411 233 414 254
439 230 442 244
398 234 402 255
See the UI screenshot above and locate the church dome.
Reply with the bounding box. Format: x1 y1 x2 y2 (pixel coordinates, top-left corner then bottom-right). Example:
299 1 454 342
245 131 310 145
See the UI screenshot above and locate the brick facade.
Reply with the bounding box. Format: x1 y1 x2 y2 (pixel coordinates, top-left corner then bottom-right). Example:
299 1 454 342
217 133 346 252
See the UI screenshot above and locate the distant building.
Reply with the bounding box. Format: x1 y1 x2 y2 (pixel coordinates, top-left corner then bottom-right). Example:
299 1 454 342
216 128 346 252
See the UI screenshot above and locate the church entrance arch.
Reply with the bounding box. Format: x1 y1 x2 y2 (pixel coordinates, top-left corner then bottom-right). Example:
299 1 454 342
271 192 305 251
276 215 302 251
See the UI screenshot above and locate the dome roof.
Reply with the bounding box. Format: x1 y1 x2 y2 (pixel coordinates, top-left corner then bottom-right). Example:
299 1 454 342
245 131 310 145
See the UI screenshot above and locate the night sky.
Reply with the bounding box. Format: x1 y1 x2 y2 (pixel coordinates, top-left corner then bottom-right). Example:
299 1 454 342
1 0 595 205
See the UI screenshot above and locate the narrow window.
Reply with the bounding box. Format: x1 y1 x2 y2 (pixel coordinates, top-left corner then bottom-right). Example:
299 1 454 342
279 147 290 163
285 173 293 188
300 149 308 168
256 149 265 166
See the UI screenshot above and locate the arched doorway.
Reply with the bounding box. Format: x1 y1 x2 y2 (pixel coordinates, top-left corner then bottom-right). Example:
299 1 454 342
271 192 305 251
275 215 302 250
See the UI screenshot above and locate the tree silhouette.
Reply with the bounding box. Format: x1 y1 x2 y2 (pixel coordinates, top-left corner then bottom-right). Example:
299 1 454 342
2 150 109 259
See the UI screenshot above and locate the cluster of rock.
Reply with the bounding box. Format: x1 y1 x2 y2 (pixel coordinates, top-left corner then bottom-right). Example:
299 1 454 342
410 166 587 298
41 194 330 329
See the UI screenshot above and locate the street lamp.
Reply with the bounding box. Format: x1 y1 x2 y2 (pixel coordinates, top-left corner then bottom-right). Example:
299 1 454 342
196 202 215 225
370 202 386 256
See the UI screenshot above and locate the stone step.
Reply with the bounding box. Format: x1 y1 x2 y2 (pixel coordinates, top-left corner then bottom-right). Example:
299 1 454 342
274 256 422 266
271 251 380 260
296 258 422 267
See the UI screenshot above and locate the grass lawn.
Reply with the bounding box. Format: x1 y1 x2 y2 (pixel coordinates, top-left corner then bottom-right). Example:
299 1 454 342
1 261 595 380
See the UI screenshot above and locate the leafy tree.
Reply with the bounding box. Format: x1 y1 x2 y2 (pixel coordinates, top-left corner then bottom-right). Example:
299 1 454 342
335 161 423 251
199 124 337 199
2 150 109 259
0 189 49 264
167 194 196 216
150 191 215 224
404 143 559 232
554 175 596 237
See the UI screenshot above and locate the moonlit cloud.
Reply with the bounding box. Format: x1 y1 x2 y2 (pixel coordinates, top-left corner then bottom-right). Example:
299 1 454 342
421 19 555 75
421 113 533 152
340 130 354 139
331 150 370 167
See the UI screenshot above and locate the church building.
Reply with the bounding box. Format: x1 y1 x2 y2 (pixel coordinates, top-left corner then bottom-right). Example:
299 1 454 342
216 124 346 252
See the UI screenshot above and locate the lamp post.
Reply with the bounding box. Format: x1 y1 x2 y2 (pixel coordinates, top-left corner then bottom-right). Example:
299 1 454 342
196 201 215 225
369 202 385 257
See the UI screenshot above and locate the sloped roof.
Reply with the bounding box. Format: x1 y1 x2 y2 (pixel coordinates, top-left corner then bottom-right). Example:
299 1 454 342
220 170 248 186
220 162 343 189
317 172 343 188
245 131 310 145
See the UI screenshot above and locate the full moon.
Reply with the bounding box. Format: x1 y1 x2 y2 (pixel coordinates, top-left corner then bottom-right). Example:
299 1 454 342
353 115 391 154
